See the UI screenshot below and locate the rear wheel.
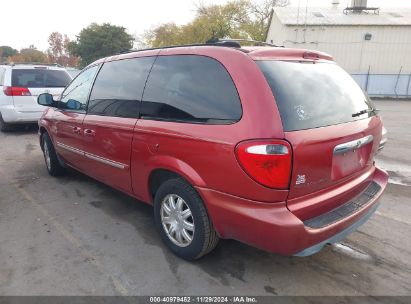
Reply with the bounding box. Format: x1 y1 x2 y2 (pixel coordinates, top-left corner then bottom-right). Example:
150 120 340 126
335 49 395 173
0 113 13 132
154 178 219 260
41 133 65 176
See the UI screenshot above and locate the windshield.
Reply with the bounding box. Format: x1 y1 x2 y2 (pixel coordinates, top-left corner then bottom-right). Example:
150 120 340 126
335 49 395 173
12 69 71 88
256 60 376 131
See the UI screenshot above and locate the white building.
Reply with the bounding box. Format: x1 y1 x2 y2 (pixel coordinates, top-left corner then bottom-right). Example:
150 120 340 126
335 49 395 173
266 1 411 97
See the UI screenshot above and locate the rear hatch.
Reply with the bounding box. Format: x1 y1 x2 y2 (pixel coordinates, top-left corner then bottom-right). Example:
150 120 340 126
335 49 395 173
11 67 71 112
257 60 382 220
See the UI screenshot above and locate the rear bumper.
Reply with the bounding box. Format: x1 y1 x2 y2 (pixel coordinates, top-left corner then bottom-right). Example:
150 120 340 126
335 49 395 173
294 203 379 256
0 105 43 123
197 167 388 256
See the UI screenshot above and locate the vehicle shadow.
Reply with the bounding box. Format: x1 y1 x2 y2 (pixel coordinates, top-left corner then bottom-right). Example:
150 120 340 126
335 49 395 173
18 155 379 295
3 124 38 134
70 170 361 290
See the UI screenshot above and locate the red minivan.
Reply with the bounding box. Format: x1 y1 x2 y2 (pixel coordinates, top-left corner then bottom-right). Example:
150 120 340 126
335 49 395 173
37 42 388 260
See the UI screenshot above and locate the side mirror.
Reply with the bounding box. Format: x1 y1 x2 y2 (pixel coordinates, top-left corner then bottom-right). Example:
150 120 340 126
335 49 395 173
37 93 56 107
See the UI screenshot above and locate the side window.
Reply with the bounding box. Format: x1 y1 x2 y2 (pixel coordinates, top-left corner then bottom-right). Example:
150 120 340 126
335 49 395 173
141 55 242 124
59 65 100 111
0 68 5 85
88 57 155 118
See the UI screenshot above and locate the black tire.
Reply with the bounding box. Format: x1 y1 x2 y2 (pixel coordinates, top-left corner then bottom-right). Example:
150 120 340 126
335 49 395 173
154 178 219 260
0 113 13 132
41 133 65 176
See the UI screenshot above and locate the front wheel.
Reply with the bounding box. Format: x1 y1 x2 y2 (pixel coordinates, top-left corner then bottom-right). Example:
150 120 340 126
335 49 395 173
154 178 219 260
41 133 65 176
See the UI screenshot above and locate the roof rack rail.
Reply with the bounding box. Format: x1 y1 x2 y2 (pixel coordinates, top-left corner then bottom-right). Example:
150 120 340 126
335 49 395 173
115 44 208 55
114 42 243 56
2 62 64 67
113 38 282 57
207 38 282 48
206 39 242 48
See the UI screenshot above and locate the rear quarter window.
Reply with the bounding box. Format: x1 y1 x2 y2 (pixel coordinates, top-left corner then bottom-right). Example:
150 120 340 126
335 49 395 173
257 60 376 131
12 69 71 88
141 55 242 124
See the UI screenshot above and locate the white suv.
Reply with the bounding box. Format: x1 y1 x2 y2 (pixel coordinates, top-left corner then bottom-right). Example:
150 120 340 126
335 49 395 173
0 63 72 131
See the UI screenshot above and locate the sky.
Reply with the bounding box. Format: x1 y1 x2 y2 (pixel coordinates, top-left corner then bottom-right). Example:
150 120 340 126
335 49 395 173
1 0 410 51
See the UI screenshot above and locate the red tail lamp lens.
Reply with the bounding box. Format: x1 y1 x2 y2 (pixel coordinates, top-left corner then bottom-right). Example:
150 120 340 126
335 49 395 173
236 140 292 189
3 86 31 96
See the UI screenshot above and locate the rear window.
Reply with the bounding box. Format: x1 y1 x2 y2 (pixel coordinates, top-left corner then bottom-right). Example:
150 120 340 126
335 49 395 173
12 69 71 88
256 61 376 131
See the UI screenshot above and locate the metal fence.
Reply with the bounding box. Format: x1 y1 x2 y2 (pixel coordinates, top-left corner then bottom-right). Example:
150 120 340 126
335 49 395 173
352 74 411 98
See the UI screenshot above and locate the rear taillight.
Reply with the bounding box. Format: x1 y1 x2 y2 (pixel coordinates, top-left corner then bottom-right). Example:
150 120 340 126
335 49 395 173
236 140 292 189
3 86 31 96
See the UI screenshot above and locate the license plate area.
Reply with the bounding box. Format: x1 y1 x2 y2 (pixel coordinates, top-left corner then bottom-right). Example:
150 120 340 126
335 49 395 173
331 135 373 180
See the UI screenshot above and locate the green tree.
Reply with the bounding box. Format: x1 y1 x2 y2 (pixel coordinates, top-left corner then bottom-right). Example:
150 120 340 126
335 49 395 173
0 46 18 58
146 1 250 47
145 0 288 47
194 0 250 41
11 46 49 63
68 23 134 67
145 23 182 48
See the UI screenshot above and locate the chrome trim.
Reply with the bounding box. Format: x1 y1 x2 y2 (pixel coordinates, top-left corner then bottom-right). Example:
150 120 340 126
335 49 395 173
56 142 127 170
56 142 84 156
84 152 127 170
333 135 374 155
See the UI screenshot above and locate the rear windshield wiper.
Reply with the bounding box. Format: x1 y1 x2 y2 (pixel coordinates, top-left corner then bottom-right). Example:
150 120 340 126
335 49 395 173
352 108 377 117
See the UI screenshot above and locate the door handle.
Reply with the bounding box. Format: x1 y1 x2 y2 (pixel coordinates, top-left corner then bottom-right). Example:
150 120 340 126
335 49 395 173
84 129 96 136
73 126 82 135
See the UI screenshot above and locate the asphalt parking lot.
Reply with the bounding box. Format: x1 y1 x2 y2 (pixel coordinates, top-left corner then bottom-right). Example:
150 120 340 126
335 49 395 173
0 100 410 296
